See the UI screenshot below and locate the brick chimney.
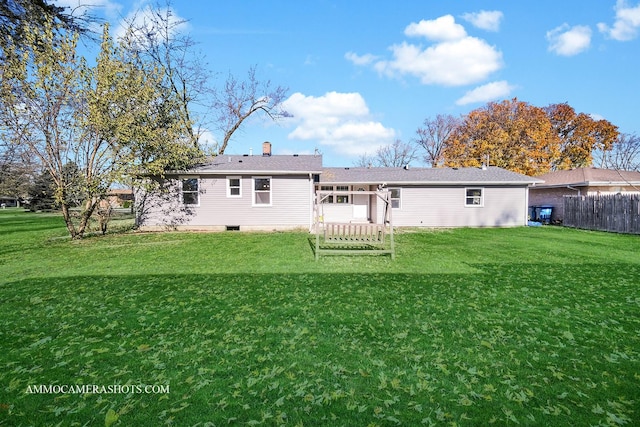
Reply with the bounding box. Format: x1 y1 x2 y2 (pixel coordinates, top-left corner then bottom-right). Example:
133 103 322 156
262 141 272 156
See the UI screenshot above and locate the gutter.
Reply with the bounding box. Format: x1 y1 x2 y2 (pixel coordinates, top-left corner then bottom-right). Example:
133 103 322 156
174 169 324 176
318 180 541 186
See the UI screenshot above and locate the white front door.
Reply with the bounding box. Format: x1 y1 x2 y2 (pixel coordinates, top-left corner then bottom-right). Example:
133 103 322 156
352 191 369 221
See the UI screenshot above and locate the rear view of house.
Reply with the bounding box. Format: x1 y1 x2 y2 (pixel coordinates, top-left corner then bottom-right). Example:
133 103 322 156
137 144 541 231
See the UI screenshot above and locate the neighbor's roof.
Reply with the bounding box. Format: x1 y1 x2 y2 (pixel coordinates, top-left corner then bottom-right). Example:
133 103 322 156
182 154 324 175
320 166 542 186
534 168 640 188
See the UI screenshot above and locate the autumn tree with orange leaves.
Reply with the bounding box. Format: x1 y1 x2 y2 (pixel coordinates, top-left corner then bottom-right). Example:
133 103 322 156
544 103 619 169
441 98 618 175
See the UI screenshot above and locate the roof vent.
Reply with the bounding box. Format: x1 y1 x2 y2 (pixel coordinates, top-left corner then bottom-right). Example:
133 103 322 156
404 164 410 170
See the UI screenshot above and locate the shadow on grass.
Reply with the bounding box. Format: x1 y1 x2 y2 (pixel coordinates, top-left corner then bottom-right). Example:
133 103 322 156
1 264 639 426
307 236 394 258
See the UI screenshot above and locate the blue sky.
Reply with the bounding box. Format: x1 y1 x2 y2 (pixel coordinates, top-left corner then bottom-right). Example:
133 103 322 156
56 0 640 166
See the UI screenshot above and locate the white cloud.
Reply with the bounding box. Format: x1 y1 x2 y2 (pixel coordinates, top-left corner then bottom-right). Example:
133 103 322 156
113 4 190 42
546 24 592 56
404 15 467 41
344 52 378 66
461 10 504 32
348 15 503 87
374 37 503 86
598 0 640 41
456 81 515 105
282 92 395 156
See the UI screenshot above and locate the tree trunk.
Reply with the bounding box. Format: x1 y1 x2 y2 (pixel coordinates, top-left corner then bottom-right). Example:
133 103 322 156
60 204 79 240
60 199 99 240
75 199 98 239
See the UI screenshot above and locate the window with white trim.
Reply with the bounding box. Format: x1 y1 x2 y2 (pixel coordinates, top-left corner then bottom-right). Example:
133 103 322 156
335 185 350 204
253 177 271 206
182 178 199 205
465 188 483 206
389 188 401 209
320 185 350 204
227 176 241 197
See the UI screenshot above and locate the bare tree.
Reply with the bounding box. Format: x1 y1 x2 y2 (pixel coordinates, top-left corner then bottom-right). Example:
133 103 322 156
415 114 460 167
120 0 211 148
214 66 289 155
120 1 289 155
376 139 418 167
596 133 640 171
353 153 376 168
353 140 417 168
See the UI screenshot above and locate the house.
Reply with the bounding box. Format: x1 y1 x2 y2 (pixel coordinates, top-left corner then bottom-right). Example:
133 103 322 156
318 166 541 228
0 196 20 208
136 142 541 231
529 168 640 222
136 143 323 231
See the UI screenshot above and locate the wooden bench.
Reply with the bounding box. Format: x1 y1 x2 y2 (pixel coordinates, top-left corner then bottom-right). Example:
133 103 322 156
314 189 395 260
315 222 394 260
323 223 385 244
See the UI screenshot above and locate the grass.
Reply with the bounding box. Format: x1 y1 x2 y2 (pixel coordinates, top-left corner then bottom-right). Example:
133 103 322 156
0 209 638 426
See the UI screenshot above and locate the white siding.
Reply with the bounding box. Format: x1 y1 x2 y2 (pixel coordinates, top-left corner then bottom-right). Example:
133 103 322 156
138 175 313 230
320 204 356 223
392 186 527 227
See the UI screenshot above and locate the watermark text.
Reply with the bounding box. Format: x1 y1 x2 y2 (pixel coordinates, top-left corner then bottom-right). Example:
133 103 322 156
26 384 169 395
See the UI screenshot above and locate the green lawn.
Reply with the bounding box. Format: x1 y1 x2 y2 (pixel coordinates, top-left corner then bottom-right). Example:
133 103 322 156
0 209 638 426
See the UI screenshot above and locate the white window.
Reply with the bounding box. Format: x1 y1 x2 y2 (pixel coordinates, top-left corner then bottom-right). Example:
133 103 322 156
253 177 271 206
465 188 483 207
320 185 350 204
389 188 401 209
335 185 350 204
227 176 241 197
181 178 199 205
320 185 334 203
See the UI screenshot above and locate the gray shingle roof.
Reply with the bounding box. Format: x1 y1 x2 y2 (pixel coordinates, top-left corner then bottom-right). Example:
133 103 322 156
177 155 541 185
320 166 542 185
534 167 640 187
191 154 323 174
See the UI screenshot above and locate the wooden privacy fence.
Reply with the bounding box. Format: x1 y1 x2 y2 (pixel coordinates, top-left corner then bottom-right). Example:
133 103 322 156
563 194 640 234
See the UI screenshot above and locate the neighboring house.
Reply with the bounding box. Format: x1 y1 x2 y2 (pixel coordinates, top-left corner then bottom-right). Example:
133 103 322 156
0 196 20 208
529 168 640 222
106 189 134 208
137 143 541 231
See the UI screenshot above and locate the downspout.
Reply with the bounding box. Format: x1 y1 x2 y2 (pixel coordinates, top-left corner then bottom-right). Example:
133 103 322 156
525 185 530 225
563 186 582 224
309 173 314 233
567 185 581 196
